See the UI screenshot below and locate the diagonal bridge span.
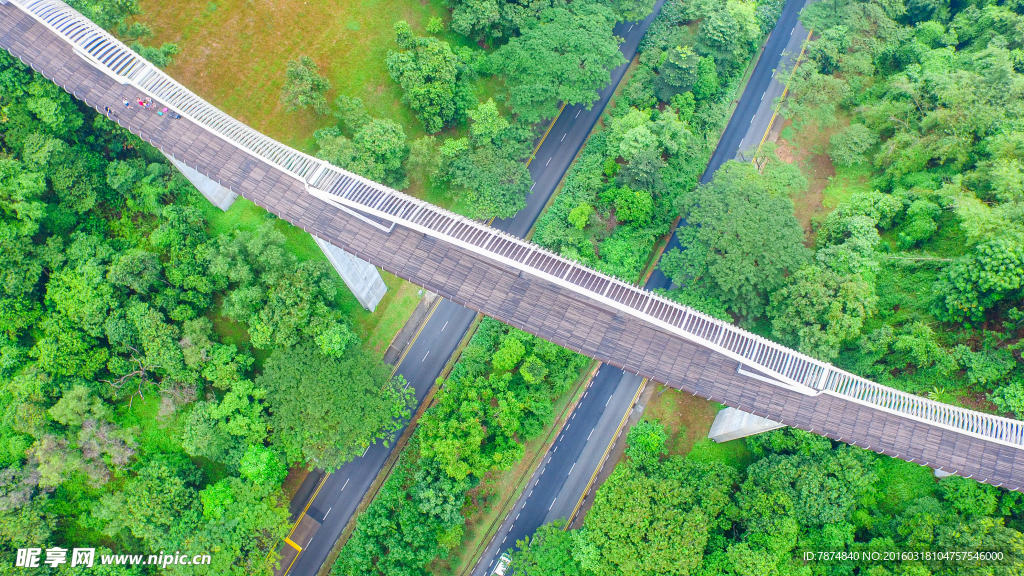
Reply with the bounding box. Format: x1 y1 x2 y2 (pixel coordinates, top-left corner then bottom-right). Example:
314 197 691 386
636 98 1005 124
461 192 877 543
3 0 1023 490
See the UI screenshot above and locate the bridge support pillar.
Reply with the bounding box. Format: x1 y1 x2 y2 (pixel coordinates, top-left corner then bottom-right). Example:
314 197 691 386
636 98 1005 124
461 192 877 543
161 152 386 310
708 407 786 443
314 237 387 312
163 152 238 211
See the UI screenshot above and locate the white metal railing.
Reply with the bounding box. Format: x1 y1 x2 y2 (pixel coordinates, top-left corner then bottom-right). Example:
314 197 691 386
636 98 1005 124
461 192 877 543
11 0 1024 450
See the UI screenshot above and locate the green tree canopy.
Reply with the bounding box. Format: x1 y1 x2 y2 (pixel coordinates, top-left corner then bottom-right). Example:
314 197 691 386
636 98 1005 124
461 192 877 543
436 101 532 220
509 523 583 576
580 457 737 576
489 4 626 123
335 448 472 575
181 379 268 470
90 455 203 551
671 161 811 318
447 0 538 41
280 55 331 115
768 265 878 362
259 342 413 471
386 21 475 133
315 96 410 189
610 0 657 22
694 0 760 71
828 122 878 167
418 319 586 480
191 476 290 576
624 419 667 470
210 222 355 354
0 47 297 572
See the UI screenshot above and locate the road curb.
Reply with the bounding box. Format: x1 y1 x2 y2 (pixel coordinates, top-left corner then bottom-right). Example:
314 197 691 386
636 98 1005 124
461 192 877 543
383 290 440 367
314 313 483 576
458 361 601 576
567 378 655 529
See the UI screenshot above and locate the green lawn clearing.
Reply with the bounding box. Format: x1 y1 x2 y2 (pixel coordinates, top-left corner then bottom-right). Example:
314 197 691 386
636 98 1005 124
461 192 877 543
137 0 457 148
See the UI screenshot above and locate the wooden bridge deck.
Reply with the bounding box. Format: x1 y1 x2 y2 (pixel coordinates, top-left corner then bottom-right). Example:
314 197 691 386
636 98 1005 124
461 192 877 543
2 3 1021 489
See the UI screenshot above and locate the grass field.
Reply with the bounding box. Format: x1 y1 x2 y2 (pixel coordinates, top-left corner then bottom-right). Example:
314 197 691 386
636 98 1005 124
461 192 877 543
136 0 463 149
640 386 756 471
136 0 501 207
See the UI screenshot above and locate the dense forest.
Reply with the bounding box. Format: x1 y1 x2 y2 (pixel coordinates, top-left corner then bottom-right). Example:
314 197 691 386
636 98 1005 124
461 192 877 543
533 0 787 284
0 26 412 576
335 318 587 575
512 423 1024 576
656 0 1024 413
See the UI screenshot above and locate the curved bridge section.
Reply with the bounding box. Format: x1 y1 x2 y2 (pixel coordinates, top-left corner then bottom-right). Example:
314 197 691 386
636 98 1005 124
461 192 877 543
3 0 1023 489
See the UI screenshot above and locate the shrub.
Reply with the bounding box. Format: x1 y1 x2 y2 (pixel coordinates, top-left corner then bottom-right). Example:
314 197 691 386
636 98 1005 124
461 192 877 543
828 123 878 167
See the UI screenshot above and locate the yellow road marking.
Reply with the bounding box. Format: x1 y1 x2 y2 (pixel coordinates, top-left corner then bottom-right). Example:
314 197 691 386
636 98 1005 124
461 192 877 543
281 542 301 576
751 29 813 163
390 297 443 378
271 472 330 575
287 472 330 539
525 102 567 167
564 378 648 528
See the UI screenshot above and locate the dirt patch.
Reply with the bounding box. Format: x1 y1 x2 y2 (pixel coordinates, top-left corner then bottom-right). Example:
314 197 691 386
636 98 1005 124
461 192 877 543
642 384 720 457
771 118 839 240
775 135 797 164
281 467 310 502
957 391 1004 416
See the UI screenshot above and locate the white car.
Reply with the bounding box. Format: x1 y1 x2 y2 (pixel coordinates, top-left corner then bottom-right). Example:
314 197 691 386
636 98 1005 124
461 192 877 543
492 553 512 575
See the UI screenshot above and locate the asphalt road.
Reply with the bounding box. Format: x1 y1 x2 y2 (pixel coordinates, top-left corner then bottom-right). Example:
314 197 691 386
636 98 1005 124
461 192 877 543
494 0 668 238
471 369 645 576
469 1 811 573
645 0 809 290
734 14 811 160
284 4 667 574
